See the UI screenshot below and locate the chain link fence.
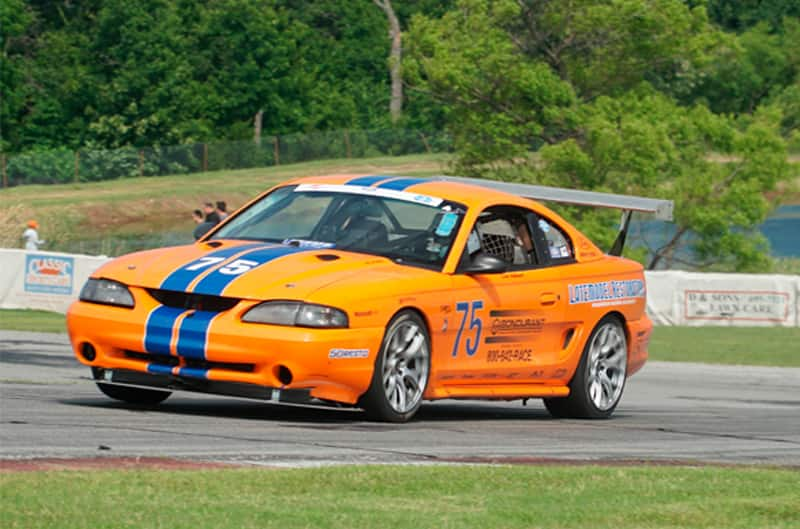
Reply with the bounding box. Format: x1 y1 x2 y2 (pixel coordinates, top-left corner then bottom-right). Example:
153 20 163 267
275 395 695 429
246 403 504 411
1 128 452 187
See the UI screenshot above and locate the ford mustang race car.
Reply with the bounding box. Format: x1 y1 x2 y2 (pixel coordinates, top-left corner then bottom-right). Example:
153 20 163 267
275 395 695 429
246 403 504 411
67 174 673 422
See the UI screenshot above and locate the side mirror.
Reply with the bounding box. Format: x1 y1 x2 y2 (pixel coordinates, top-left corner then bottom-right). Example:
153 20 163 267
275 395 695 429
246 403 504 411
461 252 508 274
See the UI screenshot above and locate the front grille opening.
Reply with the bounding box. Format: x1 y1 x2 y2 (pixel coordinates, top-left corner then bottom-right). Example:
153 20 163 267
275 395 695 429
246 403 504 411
148 289 239 312
125 351 180 367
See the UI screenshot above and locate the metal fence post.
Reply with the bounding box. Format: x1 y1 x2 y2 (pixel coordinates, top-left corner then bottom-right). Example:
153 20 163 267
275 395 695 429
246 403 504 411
1 154 7 188
74 150 80 183
139 150 144 177
202 143 208 172
344 129 352 159
273 136 280 166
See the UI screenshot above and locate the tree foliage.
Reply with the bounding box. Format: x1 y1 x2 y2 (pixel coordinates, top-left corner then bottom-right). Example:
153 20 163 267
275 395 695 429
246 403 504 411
1 0 798 270
405 0 796 270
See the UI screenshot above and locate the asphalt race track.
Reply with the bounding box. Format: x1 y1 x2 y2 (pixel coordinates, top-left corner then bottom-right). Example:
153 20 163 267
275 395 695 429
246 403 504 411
2 330 799 467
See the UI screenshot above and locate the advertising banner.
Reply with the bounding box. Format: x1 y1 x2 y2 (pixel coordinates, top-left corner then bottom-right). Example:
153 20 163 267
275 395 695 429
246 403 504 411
0 249 109 314
645 271 799 327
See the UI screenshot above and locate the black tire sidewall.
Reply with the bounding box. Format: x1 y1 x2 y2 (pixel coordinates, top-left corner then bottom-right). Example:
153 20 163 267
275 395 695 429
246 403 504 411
96 382 171 405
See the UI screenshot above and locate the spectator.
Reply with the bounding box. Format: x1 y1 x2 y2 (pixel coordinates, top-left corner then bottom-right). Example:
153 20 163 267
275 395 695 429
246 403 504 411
22 220 45 250
216 200 229 221
203 202 221 224
192 209 215 240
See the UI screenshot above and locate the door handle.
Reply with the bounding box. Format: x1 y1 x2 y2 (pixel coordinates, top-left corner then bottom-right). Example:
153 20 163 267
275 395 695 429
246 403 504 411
540 292 558 305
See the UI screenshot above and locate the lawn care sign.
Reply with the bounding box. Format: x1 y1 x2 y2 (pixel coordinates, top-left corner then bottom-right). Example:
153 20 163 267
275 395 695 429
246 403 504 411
646 271 799 327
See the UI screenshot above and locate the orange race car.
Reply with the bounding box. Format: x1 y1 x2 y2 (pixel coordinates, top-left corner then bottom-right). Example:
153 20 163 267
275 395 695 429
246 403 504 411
67 174 673 422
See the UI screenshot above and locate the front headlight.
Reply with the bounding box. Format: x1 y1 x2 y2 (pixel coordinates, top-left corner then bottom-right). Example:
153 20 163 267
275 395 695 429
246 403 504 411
242 301 348 328
79 278 135 308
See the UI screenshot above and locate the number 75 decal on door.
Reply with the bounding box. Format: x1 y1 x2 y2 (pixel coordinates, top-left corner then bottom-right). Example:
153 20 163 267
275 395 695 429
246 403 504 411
451 300 484 357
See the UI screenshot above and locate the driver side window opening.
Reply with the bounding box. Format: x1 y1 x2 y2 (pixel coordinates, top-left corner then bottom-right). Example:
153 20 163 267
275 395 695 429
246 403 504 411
465 206 538 268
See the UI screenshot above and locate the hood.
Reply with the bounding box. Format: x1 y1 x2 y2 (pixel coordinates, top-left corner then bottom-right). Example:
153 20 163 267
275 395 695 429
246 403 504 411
91 240 432 300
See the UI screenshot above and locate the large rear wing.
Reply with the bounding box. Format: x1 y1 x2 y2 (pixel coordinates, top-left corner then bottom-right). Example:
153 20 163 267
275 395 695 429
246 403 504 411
435 175 674 256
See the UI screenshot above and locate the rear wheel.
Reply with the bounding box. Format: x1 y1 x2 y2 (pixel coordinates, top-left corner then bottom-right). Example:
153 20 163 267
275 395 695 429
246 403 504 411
544 315 627 419
360 311 430 422
96 382 171 405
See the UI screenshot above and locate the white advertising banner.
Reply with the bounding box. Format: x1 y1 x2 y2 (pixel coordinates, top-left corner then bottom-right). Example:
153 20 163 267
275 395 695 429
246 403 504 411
645 271 799 327
0 249 110 314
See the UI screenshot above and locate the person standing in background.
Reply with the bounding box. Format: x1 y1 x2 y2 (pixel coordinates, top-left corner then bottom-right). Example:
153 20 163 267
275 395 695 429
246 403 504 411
203 202 221 225
22 220 45 250
192 209 214 240
216 200 228 221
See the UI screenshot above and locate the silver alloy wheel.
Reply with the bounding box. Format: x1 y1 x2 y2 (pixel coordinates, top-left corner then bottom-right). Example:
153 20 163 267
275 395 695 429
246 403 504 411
382 320 429 414
586 322 627 411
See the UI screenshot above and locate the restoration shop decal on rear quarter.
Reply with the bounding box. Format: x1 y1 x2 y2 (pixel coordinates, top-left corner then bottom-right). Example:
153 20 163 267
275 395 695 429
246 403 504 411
568 279 645 307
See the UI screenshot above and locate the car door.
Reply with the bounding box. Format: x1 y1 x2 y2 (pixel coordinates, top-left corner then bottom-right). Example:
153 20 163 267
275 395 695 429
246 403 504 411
441 205 571 384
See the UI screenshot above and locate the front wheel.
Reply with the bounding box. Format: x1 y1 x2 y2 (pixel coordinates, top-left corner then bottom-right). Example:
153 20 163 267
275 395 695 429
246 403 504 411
360 311 431 422
96 382 171 405
544 315 628 419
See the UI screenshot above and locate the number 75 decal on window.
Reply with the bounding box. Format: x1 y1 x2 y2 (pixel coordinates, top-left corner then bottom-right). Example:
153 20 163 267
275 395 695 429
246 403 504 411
451 300 484 357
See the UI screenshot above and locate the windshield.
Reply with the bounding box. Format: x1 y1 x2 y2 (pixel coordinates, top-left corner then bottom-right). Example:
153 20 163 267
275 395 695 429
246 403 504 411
211 184 466 269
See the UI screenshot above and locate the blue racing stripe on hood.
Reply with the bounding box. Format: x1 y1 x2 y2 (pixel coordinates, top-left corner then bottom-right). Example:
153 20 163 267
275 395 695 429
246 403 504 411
376 177 426 191
175 310 218 360
190 245 311 296
143 305 184 355
160 243 267 292
345 175 393 186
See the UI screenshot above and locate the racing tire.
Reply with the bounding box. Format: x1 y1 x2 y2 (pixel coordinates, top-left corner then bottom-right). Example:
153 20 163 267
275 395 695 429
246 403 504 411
544 315 628 419
360 311 431 423
96 382 172 406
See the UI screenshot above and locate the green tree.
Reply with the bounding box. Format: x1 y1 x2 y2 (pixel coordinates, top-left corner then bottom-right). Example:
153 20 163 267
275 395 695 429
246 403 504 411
539 89 791 270
689 22 799 114
405 0 794 270
704 0 800 32
404 0 578 167
0 0 34 151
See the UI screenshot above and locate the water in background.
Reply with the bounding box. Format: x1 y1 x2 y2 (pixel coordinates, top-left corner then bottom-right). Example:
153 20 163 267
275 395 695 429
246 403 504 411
629 204 800 265
760 205 800 258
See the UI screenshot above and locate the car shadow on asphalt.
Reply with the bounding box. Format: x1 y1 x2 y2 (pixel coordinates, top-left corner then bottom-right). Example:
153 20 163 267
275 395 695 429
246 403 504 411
59 396 553 425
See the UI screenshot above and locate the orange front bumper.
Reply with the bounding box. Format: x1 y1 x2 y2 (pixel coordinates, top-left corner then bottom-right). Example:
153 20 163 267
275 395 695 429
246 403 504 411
66 291 385 405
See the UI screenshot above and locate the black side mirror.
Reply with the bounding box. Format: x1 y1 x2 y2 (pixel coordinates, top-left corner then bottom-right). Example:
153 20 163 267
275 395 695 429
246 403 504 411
461 252 508 274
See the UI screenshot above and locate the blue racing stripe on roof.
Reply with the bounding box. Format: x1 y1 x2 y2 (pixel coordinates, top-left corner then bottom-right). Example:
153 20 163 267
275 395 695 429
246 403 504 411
376 177 427 191
160 243 267 292
345 175 394 186
175 310 218 360
143 305 184 355
191 245 310 296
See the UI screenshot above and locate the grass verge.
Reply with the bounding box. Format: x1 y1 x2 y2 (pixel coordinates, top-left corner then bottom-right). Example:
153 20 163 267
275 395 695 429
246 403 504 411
0 309 66 333
648 326 800 367
1 465 798 529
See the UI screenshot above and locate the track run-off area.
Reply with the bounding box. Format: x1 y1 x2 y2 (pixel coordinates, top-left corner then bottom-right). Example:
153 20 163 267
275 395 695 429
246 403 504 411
1 330 799 468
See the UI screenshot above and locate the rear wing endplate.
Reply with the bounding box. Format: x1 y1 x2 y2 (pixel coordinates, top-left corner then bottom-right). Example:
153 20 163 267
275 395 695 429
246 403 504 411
435 176 674 256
